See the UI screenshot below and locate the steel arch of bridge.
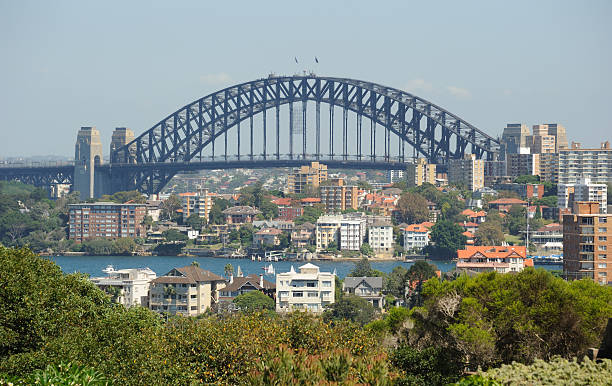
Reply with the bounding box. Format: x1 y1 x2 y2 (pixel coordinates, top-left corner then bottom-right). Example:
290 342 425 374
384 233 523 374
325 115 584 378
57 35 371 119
113 75 500 194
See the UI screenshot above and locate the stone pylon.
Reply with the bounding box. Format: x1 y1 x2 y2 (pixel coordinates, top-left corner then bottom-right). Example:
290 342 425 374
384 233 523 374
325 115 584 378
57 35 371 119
74 127 104 200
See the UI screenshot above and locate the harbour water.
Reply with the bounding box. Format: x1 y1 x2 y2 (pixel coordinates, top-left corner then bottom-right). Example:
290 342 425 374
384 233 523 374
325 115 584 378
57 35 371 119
47 255 562 280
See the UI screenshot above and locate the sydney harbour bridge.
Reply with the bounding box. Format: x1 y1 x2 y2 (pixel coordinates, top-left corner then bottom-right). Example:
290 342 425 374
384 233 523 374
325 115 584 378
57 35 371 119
0 74 500 196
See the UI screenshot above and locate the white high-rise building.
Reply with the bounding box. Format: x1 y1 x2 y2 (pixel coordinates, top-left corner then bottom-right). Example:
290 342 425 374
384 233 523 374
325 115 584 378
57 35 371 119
276 263 335 313
368 221 394 255
558 142 612 185
316 215 366 251
558 176 607 214
90 267 157 308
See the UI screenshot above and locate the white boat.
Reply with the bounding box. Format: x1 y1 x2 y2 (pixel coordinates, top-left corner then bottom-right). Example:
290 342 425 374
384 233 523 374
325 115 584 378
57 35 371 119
102 265 115 274
263 263 275 275
257 255 262 262
251 256 255 261
274 256 279 262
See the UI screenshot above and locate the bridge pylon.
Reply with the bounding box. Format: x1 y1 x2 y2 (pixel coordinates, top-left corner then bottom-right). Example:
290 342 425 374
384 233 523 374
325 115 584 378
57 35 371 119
74 127 109 199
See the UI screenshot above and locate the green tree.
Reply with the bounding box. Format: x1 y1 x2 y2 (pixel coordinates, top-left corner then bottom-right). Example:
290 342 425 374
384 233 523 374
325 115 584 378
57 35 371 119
162 229 189 242
209 198 230 225
81 239 116 255
259 200 279 219
113 237 137 255
391 345 463 385
278 232 290 249
474 221 504 246
360 242 373 257
100 190 146 204
347 257 385 277
513 175 540 184
185 213 206 231
238 225 254 247
294 206 324 225
322 295 376 326
424 220 467 259
160 194 182 222
224 263 234 278
385 266 408 298
396 192 429 224
505 204 527 236
232 291 274 313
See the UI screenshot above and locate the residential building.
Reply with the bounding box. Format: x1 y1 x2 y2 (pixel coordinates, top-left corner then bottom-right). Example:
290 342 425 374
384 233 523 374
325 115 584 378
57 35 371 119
149 265 226 316
286 161 328 194
545 123 568 152
342 277 384 309
252 227 283 247
539 153 559 183
456 246 533 273
461 209 487 224
506 153 540 178
218 274 275 304
527 125 556 154
315 214 366 251
530 223 563 251
558 142 612 185
222 206 261 225
276 263 335 313
316 215 341 251
368 221 394 256
90 267 156 308
405 158 436 187
320 178 358 213
563 202 611 285
68 202 147 243
558 177 608 214
502 123 530 155
448 153 485 191
487 198 528 213
387 169 405 183
493 183 544 200
291 222 315 249
484 160 507 186
402 223 432 251
180 187 214 222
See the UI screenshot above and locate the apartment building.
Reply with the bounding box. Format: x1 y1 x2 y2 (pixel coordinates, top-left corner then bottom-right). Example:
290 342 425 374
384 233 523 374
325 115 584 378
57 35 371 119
90 267 157 308
493 183 544 200
405 158 436 187
558 142 612 185
506 153 540 178
545 123 568 151
563 202 611 285
320 178 358 213
527 125 556 154
218 274 275 304
368 221 394 256
286 161 328 194
448 153 484 191
69 202 147 242
222 206 261 225
387 169 405 183
402 223 432 251
456 245 532 273
539 153 559 184
558 177 607 214
315 214 366 251
180 187 214 222
149 265 226 316
276 263 335 313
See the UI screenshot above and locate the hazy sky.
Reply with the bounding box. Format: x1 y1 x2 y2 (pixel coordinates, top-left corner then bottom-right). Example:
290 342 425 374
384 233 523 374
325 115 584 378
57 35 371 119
0 0 610 157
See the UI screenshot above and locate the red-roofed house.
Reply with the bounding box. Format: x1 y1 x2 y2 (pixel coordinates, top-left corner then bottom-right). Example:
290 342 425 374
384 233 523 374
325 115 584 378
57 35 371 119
488 198 528 212
456 245 532 273
463 231 475 245
301 197 321 207
458 221 480 234
402 222 434 251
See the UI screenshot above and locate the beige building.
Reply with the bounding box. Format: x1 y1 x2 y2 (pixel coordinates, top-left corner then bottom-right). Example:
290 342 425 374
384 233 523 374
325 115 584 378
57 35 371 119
528 125 556 154
448 153 484 191
180 186 214 222
539 153 559 183
558 142 612 185
320 178 358 213
286 161 328 194
563 202 611 285
546 123 568 152
506 153 540 178
315 214 366 252
368 221 394 256
276 263 335 313
405 158 436 187
149 265 226 316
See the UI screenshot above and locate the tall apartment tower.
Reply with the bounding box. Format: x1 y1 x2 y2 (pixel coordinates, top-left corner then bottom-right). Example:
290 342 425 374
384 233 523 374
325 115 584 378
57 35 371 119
528 125 556 154
405 158 436 187
74 127 104 200
110 127 135 164
286 162 328 194
558 142 612 185
502 124 530 155
563 202 611 285
448 154 485 192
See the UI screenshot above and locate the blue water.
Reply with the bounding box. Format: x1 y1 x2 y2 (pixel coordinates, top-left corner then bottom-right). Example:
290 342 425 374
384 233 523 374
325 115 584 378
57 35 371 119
47 255 562 280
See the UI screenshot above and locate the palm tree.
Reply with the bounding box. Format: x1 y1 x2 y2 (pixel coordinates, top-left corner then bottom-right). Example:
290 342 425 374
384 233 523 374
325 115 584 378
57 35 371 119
224 263 234 278
191 260 200 267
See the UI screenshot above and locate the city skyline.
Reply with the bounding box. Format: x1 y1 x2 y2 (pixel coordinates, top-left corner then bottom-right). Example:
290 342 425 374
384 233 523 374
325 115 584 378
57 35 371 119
1 0 611 157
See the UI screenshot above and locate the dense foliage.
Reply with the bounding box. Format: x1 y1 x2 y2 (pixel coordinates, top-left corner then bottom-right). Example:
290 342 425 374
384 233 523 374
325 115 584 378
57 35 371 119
424 220 467 259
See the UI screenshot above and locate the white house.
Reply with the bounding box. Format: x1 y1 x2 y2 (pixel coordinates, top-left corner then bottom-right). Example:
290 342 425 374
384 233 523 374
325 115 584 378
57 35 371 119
276 263 335 313
91 267 157 308
368 221 394 256
402 223 432 251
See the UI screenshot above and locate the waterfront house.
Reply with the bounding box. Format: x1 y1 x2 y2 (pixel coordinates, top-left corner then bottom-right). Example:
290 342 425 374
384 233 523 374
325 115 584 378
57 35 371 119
342 276 384 309
91 267 156 308
149 265 226 316
218 274 276 304
276 263 335 313
456 245 533 273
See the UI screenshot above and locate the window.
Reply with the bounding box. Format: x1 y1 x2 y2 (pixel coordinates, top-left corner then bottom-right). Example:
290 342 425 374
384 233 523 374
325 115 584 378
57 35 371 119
191 294 197 299
293 291 303 297
599 227 607 233
190 306 197 311
322 281 332 287
600 254 607 259
599 245 607 251
308 292 318 297
306 282 317 288
599 236 607 241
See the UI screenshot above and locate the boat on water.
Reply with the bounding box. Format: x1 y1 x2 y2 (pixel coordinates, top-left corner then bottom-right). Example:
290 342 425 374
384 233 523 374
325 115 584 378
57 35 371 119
102 265 115 274
531 254 563 265
262 263 275 275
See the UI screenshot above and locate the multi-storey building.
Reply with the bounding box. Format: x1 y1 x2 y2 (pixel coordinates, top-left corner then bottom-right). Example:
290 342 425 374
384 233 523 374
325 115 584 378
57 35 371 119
368 221 394 255
315 214 366 251
222 206 261 225
545 123 568 151
286 161 328 194
276 263 335 313
218 274 275 304
149 265 226 316
402 223 432 251
558 142 612 185
316 215 341 251
506 153 540 178
291 222 315 248
456 246 532 273
484 160 507 186
387 169 404 183
493 183 544 200
563 202 611 285
558 177 607 214
69 202 147 242
539 153 559 183
90 267 157 308
527 125 556 154
342 277 384 309
320 178 358 213
448 153 484 191
405 158 436 187
180 187 214 223
252 227 283 247
502 123 530 155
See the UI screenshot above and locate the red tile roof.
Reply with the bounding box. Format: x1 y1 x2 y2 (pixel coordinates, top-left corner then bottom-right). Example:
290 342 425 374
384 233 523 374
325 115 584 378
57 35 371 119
489 198 527 205
457 245 527 260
